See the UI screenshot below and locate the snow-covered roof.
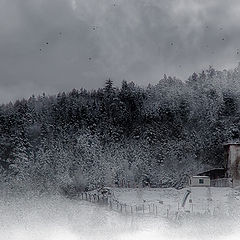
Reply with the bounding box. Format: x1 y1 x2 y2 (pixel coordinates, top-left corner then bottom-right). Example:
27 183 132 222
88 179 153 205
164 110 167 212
191 176 210 178
223 142 240 146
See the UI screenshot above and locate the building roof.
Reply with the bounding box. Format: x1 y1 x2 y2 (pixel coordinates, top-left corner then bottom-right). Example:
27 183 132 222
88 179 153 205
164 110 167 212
196 167 225 174
201 167 225 172
192 176 210 178
223 142 240 146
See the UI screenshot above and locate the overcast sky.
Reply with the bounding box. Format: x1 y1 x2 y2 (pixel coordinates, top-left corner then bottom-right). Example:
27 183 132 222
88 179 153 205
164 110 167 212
1 0 240 103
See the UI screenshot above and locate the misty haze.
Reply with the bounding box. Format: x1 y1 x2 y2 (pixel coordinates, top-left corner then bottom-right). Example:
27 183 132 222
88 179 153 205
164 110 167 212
2 0 240 240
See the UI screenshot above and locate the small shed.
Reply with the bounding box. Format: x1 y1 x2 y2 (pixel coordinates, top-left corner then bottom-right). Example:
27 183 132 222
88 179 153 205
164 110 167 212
189 176 210 187
196 168 229 187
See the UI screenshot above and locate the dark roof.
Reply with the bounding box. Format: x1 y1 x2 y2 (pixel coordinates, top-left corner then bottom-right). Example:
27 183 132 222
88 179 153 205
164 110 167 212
196 168 226 181
196 168 225 175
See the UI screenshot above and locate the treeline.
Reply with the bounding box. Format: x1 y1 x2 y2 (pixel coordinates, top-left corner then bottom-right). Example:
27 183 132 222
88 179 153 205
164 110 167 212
1 65 240 194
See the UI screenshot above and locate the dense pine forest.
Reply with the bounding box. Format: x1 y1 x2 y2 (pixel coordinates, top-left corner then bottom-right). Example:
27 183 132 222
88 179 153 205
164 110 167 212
1 65 240 194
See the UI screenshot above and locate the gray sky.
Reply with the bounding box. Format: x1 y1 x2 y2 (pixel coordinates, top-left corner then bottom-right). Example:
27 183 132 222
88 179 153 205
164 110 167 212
1 0 240 103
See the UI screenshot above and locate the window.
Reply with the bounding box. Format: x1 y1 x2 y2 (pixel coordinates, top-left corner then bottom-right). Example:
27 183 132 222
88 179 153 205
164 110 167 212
199 179 204 184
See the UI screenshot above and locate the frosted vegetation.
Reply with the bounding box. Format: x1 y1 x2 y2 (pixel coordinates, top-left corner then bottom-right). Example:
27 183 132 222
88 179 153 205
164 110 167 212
1 65 240 194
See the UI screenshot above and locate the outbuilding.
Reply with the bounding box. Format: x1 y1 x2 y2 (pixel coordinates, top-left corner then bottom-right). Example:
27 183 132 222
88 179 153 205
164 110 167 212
189 176 210 187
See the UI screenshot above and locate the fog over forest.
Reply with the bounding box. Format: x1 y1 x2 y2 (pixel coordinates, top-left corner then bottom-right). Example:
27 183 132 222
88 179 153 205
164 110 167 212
2 1 240 239
1 65 240 194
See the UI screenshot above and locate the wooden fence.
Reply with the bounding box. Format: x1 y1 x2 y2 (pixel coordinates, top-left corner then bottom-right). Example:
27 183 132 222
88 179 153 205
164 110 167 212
78 190 227 220
210 178 231 187
79 191 173 218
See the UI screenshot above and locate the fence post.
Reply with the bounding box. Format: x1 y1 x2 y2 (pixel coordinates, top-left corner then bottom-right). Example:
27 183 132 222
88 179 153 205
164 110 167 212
131 206 133 214
156 206 158 215
167 209 169 218
143 204 144 214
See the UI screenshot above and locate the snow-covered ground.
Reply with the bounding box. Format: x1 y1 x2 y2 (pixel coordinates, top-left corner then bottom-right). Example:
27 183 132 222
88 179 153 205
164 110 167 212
1 187 240 240
111 187 240 217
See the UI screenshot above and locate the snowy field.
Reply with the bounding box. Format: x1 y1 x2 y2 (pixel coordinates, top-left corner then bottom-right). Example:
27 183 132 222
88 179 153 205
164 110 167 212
1 187 240 240
112 187 240 216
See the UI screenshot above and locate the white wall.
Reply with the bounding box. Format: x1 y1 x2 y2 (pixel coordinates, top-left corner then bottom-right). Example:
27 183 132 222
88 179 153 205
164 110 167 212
189 176 210 187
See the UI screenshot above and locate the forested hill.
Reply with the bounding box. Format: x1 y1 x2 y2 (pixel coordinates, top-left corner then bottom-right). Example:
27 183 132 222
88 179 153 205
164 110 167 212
1 65 240 193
